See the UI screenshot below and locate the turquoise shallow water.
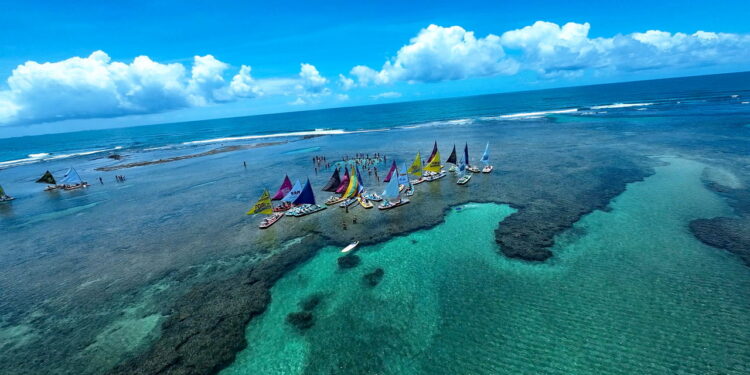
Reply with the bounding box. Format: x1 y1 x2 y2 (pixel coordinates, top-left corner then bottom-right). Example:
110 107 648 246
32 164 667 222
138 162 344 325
222 157 750 375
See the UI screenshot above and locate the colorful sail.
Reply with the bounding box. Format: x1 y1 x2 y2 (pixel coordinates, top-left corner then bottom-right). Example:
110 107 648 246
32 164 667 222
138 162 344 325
481 142 490 165
60 168 83 185
293 179 317 205
247 189 273 215
383 161 397 182
464 143 470 166
343 167 359 198
281 180 303 202
459 155 467 175
446 145 457 165
382 170 400 200
36 170 56 185
398 162 409 185
0 185 5 197
407 152 422 176
271 175 293 200
428 141 438 163
424 150 441 173
335 169 350 194
321 169 341 192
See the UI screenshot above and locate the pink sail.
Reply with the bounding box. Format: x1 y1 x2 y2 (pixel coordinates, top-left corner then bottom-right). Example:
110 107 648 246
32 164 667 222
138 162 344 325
335 168 350 194
271 175 293 200
383 161 397 182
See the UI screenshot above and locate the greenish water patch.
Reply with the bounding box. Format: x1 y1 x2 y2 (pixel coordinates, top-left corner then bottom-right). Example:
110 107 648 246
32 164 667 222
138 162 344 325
223 157 750 375
283 147 322 155
17 201 100 227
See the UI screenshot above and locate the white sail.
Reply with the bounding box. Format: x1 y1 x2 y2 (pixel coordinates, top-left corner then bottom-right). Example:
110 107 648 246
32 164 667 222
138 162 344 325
397 162 409 185
281 180 303 202
60 168 83 185
382 171 400 200
480 142 490 165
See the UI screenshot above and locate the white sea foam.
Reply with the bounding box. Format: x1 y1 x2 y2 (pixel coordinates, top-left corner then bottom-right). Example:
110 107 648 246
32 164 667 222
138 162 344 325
742 101 749 104
0 147 121 169
731 94 739 98
481 108 579 120
181 128 384 146
590 102 654 109
399 118 474 129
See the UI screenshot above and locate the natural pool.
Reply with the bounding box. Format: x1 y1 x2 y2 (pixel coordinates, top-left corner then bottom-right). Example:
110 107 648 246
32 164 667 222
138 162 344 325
223 158 750 375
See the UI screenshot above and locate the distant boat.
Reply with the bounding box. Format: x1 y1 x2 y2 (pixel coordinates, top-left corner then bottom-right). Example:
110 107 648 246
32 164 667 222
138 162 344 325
457 154 472 185
424 143 441 174
272 175 294 211
36 170 58 191
379 169 410 210
0 184 14 202
341 241 360 253
286 179 327 216
281 180 303 203
465 143 480 173
59 168 89 190
481 142 493 173
321 169 341 192
408 151 426 185
272 175 293 200
247 189 283 229
383 160 397 182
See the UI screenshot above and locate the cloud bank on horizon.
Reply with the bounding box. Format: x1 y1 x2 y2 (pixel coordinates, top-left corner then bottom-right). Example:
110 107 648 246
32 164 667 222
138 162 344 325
1 21 749 126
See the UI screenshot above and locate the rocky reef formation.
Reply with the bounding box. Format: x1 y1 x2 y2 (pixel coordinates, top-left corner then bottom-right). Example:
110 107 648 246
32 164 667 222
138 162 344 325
337 254 361 269
108 235 325 375
689 182 750 267
363 268 385 287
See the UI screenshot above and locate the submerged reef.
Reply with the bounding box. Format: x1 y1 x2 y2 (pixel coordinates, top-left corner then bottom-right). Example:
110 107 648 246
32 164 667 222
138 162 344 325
363 268 385 287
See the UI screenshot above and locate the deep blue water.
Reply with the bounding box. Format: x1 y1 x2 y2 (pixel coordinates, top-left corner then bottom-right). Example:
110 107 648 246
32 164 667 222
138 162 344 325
1 71 749 168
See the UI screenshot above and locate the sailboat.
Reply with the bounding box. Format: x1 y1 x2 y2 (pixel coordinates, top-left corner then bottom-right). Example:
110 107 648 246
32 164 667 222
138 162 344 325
480 142 493 173
423 145 446 182
407 151 426 185
457 154 472 185
339 166 360 208
321 169 340 192
465 143 480 173
379 170 410 210
398 162 414 196
446 145 458 172
60 168 88 190
287 179 326 216
325 168 350 205
0 185 14 202
383 160 397 182
248 189 283 229
356 165 375 208
36 170 58 191
271 175 294 211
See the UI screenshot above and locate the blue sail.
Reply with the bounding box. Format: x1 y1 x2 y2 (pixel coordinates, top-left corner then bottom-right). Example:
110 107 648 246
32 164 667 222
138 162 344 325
293 179 316 205
464 143 470 166
398 162 409 185
481 142 490 165
383 170 400 200
281 180 303 202
60 167 83 185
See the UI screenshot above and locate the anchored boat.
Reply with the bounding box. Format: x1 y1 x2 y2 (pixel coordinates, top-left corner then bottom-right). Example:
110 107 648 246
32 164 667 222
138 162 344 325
247 189 283 229
379 169 410 210
481 142 493 173
0 185 14 202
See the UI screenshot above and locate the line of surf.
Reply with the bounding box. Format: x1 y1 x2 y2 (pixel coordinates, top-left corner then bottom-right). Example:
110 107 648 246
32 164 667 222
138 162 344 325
180 128 386 146
0 147 122 169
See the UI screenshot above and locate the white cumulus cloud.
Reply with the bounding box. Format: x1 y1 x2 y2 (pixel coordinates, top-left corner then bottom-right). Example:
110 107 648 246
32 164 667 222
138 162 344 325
349 24 519 87
345 21 750 84
0 51 332 125
371 91 402 99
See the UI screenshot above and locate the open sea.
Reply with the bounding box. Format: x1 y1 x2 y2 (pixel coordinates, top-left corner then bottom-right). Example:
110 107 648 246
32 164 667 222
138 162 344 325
1 72 749 375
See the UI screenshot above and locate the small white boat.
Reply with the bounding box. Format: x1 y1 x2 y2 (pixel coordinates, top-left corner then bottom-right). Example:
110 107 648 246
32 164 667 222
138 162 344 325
341 241 360 253
482 165 493 173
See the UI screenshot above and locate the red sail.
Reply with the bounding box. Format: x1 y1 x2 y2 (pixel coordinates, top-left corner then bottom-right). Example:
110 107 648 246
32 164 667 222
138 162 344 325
271 175 293 200
383 161 397 182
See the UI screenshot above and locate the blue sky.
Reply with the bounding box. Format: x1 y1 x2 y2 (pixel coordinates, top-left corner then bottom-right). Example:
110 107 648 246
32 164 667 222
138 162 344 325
1 0 750 136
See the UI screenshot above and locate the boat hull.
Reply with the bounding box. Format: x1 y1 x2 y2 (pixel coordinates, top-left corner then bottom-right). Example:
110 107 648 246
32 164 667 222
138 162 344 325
378 198 411 210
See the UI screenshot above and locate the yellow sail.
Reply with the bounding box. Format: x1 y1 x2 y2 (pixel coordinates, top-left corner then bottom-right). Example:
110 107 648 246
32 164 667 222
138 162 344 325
407 152 422 176
424 150 441 173
343 167 359 198
247 189 273 215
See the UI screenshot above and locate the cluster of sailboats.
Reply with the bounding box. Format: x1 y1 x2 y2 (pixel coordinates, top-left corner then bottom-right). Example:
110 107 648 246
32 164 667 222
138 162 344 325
36 168 89 191
247 141 493 229
1 167 89 204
